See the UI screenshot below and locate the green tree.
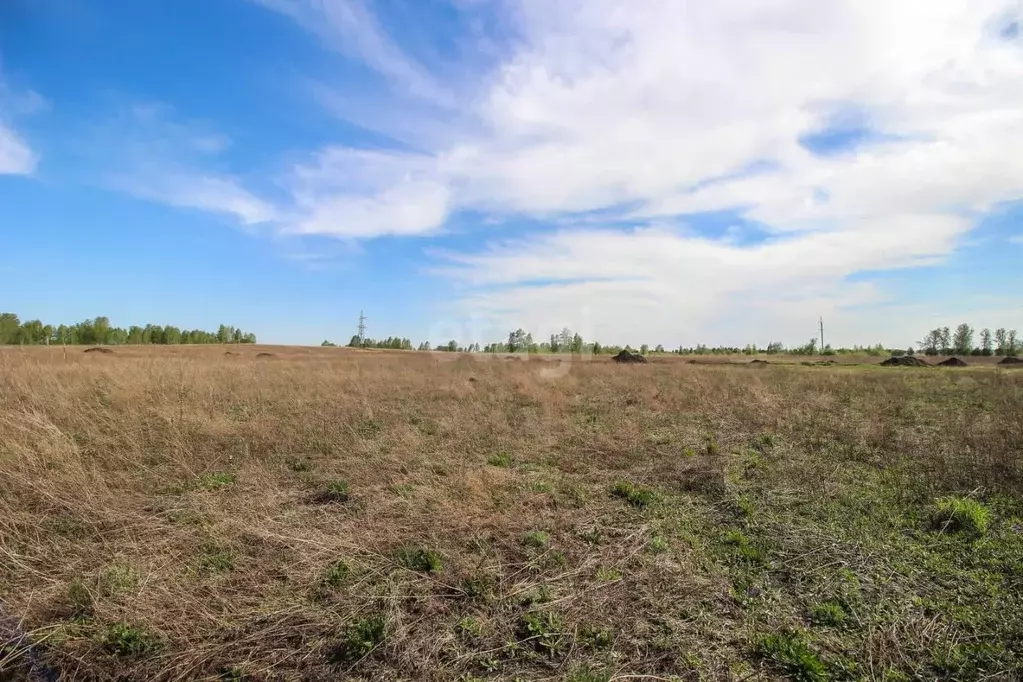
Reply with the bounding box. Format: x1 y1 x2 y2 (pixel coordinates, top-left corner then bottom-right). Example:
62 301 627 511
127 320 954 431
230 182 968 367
994 328 1008 355
952 323 973 355
980 328 993 356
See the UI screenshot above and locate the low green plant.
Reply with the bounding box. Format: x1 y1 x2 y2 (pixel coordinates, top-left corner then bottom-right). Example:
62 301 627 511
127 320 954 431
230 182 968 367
809 601 847 627
758 630 827 681
331 615 386 662
519 611 568 656
319 480 351 503
197 472 236 490
648 535 669 553
487 452 513 468
458 616 484 638
323 559 351 587
595 566 622 582
723 529 765 564
932 496 991 537
67 579 93 617
521 531 550 549
198 544 236 572
394 546 443 573
102 622 162 657
611 481 658 508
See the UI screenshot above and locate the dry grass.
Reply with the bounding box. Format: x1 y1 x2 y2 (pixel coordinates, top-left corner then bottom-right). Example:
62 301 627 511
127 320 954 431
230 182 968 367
1 346 1022 681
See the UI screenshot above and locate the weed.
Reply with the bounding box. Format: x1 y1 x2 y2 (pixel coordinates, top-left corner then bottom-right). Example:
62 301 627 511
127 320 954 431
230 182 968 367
318 480 351 504
100 563 139 595
519 611 568 656
723 529 765 564
323 559 351 587
566 665 611 682
286 457 312 472
198 544 236 572
457 616 484 638
330 615 386 663
596 566 622 582
757 630 827 682
67 579 93 617
648 534 669 553
197 472 236 490
931 496 991 537
808 601 848 627
611 481 658 508
487 452 513 468
521 530 550 549
579 626 613 650
102 622 161 657
394 546 443 573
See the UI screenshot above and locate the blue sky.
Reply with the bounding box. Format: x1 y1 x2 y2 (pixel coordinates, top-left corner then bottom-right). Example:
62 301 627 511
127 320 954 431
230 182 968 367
1 0 1021 347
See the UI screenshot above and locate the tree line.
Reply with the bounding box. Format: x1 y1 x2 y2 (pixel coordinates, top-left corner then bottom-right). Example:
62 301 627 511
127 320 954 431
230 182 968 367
327 323 1020 358
0 313 256 346
918 324 1019 357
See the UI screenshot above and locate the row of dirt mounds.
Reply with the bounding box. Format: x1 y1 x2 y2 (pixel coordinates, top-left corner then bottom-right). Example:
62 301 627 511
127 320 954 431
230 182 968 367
880 355 932 367
82 347 114 354
1001 356 1023 366
938 357 969 367
612 349 648 364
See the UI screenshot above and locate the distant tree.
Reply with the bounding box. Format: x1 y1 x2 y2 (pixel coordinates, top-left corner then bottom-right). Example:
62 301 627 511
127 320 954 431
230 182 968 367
1008 329 1019 356
890 348 906 357
640 344 649 355
655 344 665 353
938 327 952 355
592 341 602 354
766 342 784 355
952 323 973 355
980 328 993 356
321 340 336 347
906 346 915 356
995 328 1008 355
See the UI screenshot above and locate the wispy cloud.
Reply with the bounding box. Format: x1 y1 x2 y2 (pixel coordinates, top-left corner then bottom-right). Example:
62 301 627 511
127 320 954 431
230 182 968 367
1010 234 1023 245
89 104 275 224
0 71 41 175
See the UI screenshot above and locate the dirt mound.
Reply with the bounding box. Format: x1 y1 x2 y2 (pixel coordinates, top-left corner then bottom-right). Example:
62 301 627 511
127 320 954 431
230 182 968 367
224 351 239 356
880 355 931 367
83 347 114 354
801 360 838 367
256 352 276 358
938 357 969 367
1000 356 1023 366
612 349 648 364
750 359 769 365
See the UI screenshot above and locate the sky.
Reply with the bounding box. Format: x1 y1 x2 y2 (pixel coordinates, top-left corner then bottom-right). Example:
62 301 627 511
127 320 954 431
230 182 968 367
1 0 1021 348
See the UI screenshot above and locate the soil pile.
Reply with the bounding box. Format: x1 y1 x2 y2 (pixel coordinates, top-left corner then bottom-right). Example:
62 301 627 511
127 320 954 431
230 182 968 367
880 356 931 367
256 352 276 358
750 359 769 365
83 347 114 354
1000 356 1023 366
938 357 968 367
612 349 648 364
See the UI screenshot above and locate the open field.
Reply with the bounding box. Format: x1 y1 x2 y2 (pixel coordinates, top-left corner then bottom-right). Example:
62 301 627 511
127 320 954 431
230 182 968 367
2 346 1023 681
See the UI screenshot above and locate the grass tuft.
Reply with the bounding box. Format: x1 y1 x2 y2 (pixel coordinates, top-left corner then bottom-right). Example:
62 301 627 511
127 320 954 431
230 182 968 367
610 481 658 508
393 546 443 573
931 496 991 537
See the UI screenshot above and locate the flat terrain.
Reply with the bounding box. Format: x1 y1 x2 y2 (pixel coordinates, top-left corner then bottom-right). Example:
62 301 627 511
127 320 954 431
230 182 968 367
2 346 1022 681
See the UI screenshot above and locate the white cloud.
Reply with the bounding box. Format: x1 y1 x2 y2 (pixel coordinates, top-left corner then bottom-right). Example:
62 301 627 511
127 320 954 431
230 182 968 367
1011 234 1023 244
262 1 1023 342
0 73 40 175
0 123 36 175
92 105 275 225
109 172 276 225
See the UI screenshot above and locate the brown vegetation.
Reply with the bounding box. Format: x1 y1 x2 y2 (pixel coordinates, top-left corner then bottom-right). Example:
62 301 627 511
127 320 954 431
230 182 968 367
1 346 1022 680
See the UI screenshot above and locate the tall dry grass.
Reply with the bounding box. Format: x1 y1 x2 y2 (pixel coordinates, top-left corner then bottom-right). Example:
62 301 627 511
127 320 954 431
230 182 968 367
1 346 1021 680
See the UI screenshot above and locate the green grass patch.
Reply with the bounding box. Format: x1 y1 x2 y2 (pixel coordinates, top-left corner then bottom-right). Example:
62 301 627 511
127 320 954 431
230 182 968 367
611 481 658 508
931 496 991 537
394 546 443 573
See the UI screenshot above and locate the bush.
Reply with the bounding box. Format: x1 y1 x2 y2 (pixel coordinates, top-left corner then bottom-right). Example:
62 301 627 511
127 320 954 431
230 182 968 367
931 497 991 537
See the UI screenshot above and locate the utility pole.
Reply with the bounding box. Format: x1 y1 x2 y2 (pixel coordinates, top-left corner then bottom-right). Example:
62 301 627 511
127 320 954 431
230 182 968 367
819 317 825 354
357 310 368 348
